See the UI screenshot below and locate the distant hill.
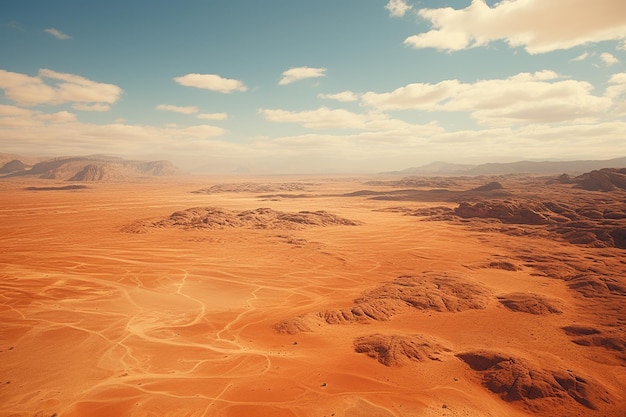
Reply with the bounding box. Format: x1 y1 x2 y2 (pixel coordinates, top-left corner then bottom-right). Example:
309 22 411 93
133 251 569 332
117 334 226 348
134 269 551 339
1 154 179 181
0 159 28 174
392 161 475 175
389 157 626 176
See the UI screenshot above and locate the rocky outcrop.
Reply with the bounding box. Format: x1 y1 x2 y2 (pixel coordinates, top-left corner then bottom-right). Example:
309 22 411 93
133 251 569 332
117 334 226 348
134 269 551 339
123 207 363 233
69 164 108 181
457 350 612 411
575 168 626 191
274 273 492 334
354 334 451 366
497 293 563 315
455 201 550 225
192 182 312 194
6 156 179 181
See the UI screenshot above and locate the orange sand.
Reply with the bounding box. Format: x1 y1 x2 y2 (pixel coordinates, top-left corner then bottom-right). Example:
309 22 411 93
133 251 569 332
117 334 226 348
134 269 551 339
1 176 624 417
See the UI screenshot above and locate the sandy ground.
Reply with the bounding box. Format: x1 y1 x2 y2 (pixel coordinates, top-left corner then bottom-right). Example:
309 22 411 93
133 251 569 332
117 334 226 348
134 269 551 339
1 175 624 417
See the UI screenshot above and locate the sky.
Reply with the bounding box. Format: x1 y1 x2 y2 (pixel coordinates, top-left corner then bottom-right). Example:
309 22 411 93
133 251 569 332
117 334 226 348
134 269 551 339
1 0 626 174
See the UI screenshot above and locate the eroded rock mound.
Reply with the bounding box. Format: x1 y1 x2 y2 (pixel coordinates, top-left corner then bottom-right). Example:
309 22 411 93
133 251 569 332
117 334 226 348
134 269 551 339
358 274 492 313
69 163 109 181
572 336 626 352
576 168 626 191
497 293 563 315
457 350 612 411
354 334 451 366
455 201 550 225
274 273 491 334
562 325 601 336
486 260 520 271
450 198 626 248
192 182 312 194
562 326 626 359
123 207 362 233
566 274 626 297
273 316 316 334
469 181 503 192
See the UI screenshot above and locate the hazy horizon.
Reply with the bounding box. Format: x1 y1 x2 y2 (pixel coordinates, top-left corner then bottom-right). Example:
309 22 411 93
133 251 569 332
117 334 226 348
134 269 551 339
1 0 626 174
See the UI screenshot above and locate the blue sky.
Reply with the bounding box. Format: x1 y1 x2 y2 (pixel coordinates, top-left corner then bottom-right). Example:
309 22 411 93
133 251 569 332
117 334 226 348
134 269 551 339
1 0 626 173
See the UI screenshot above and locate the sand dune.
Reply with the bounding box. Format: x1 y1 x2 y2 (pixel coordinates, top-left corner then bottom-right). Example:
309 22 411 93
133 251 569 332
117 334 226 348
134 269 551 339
1 174 625 416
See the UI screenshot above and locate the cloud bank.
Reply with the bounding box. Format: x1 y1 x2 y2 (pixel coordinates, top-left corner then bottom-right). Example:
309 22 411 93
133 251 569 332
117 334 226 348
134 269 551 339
361 70 614 126
0 68 122 107
405 0 626 54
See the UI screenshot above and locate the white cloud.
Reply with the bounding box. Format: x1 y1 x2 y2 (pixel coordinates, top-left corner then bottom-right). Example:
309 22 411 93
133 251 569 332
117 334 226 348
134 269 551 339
386 0 412 18
44 28 71 40
156 104 199 114
361 70 612 126
72 103 112 112
362 79 462 111
197 112 228 120
318 91 359 102
601 52 620 66
174 73 247 93
571 52 590 61
405 0 626 54
0 68 122 107
279 67 327 85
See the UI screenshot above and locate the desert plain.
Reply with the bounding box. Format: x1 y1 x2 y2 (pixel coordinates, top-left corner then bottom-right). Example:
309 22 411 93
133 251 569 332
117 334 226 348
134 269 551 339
1 173 625 417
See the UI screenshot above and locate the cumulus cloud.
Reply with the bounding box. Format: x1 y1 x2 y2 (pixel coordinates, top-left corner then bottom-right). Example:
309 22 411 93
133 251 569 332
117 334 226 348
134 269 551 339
174 73 247 93
386 0 412 17
156 104 199 114
362 70 612 126
0 68 122 107
405 0 626 54
318 91 359 102
44 28 71 40
197 112 228 120
279 67 327 85
601 52 620 66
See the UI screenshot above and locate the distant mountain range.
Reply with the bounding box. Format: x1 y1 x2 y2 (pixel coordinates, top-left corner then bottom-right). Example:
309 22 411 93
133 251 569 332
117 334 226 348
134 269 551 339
0 154 179 181
387 157 626 176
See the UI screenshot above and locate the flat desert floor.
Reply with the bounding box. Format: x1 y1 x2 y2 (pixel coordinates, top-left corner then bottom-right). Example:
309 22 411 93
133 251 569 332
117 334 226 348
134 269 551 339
1 175 625 417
